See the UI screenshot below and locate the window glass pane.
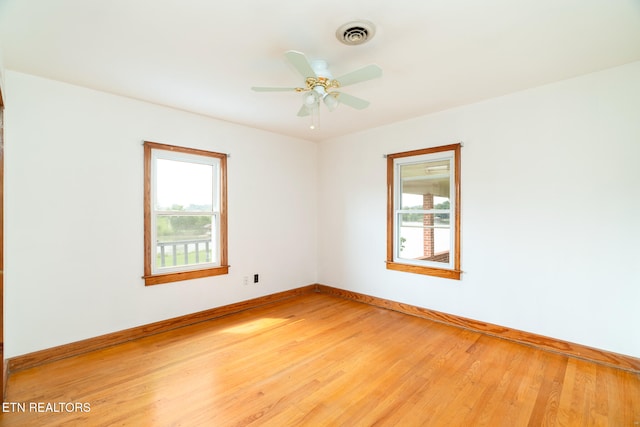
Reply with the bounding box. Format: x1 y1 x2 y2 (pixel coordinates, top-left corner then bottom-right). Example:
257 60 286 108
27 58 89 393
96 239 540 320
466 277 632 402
434 196 450 225
398 213 450 264
156 159 214 211
400 159 450 211
156 214 215 268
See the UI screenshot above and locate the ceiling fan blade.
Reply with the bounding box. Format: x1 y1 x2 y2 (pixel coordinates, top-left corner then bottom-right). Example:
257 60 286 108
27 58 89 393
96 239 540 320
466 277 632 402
285 50 316 78
297 105 311 117
334 92 370 110
335 64 382 87
251 86 298 92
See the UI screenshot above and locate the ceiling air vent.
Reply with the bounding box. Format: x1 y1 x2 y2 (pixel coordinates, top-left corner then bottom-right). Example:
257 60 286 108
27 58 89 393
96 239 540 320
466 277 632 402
336 20 376 46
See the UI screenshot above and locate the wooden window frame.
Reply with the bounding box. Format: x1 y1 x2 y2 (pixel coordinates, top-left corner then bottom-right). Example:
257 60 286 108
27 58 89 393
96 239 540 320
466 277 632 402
143 141 228 286
386 143 461 280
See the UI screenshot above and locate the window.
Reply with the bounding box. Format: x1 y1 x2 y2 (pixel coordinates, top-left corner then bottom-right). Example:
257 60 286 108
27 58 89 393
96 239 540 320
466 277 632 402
386 143 461 280
143 141 228 285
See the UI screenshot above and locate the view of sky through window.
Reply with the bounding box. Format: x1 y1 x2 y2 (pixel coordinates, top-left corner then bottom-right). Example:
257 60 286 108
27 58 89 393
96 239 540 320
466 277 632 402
156 159 214 210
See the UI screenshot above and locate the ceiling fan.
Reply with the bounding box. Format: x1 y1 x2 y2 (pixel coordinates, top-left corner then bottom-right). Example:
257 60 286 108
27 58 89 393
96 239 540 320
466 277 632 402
251 50 382 121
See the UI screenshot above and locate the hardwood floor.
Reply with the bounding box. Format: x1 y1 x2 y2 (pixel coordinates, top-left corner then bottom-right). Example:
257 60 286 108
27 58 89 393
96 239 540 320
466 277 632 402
1 293 639 426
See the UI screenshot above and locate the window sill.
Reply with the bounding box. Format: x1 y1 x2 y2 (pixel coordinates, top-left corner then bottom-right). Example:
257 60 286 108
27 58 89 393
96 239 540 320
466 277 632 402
386 261 461 280
143 265 230 286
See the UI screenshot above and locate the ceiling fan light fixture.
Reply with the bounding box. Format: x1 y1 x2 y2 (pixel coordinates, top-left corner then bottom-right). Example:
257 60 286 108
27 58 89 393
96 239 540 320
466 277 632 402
336 20 376 45
323 92 339 111
302 90 319 106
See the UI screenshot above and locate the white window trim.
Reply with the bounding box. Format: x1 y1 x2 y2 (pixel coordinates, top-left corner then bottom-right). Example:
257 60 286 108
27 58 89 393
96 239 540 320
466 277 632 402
150 149 221 275
393 151 456 271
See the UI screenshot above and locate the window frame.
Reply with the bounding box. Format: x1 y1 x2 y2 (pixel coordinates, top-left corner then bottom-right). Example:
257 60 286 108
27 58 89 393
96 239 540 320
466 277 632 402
386 143 461 280
143 141 228 286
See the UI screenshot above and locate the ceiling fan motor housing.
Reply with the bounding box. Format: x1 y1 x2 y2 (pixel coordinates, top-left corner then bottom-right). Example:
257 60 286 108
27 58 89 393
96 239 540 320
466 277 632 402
310 59 332 78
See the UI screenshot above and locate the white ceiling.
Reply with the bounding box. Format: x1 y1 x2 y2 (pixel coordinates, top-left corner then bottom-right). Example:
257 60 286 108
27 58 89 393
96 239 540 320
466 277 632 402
1 0 639 142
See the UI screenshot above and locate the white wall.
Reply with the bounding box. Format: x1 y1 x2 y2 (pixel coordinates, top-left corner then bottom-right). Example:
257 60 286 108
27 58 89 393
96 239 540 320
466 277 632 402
0 47 4 95
4 71 318 358
318 61 640 358
1 49 5 364
5 61 640 361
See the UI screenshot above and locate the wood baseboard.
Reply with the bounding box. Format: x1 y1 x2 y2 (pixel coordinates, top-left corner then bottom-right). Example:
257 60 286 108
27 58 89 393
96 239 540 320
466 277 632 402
8 285 317 373
314 284 640 373
8 283 639 375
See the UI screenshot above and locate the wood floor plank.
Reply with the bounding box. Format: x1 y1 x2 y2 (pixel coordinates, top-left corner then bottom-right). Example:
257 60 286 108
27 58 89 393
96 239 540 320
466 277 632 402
455 337 535 426
1 293 639 426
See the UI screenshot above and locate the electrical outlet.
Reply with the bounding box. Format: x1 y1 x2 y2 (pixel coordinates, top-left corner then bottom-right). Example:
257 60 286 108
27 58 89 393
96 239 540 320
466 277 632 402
254 274 259 284
243 276 249 286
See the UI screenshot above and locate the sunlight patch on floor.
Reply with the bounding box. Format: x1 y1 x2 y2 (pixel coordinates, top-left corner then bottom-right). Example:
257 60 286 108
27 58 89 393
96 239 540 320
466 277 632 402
220 318 289 334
